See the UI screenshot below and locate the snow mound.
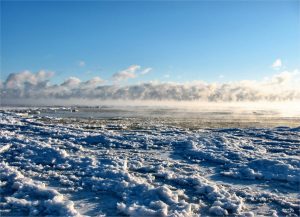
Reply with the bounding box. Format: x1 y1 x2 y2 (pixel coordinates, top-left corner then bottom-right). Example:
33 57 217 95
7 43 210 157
0 162 80 216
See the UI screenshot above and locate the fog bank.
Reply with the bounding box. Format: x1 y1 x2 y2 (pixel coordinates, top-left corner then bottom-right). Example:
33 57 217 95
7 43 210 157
1 70 300 106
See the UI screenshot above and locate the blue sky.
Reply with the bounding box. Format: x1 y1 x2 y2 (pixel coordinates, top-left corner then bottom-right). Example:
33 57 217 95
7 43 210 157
1 1 300 84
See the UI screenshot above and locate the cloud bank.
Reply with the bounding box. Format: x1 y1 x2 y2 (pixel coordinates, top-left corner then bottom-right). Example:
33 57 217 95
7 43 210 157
1 69 300 105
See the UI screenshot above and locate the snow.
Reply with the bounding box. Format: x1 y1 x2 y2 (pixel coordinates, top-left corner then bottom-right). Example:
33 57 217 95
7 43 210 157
0 162 80 217
0 110 299 216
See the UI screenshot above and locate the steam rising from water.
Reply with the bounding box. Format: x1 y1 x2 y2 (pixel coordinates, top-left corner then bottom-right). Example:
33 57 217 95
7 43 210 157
1 70 300 106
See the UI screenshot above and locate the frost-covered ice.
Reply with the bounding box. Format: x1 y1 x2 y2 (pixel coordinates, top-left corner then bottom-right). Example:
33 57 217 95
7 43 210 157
0 111 299 216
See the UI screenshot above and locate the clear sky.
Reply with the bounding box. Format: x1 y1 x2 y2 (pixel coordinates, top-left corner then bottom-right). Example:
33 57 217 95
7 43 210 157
1 0 300 84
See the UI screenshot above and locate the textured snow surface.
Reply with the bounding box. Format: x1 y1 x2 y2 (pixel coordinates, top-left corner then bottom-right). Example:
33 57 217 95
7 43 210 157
0 111 299 216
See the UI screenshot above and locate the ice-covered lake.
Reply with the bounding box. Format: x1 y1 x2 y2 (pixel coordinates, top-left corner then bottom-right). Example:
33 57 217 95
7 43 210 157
0 107 299 216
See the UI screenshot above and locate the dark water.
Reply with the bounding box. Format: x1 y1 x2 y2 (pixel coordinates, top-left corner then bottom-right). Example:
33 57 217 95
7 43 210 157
8 106 299 129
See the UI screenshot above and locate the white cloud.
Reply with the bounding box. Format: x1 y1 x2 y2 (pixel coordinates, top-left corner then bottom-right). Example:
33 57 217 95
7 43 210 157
271 58 282 70
79 60 86 67
61 77 81 88
81 77 104 88
112 65 152 81
4 70 53 89
113 71 136 81
1 69 300 103
112 65 140 81
140 67 152 75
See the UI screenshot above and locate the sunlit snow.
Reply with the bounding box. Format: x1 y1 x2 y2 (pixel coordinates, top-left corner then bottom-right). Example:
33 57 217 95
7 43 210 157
0 108 299 216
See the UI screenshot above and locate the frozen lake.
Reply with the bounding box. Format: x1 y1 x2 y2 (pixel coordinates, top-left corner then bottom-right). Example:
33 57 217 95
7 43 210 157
0 107 299 216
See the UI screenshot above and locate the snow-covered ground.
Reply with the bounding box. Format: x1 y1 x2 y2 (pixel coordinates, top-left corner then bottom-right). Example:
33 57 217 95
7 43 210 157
0 110 299 216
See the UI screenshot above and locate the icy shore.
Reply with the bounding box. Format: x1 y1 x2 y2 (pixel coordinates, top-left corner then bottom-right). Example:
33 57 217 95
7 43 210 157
0 111 299 216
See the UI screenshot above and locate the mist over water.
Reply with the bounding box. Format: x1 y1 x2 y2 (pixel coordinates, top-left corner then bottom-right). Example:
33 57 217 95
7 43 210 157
1 70 300 103
3 101 299 128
